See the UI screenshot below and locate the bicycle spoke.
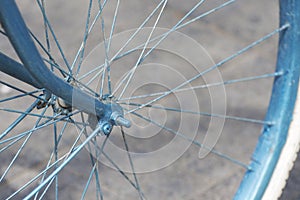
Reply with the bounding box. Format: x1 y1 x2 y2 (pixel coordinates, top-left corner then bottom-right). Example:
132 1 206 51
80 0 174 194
74 0 93 77
37 178 55 200
35 118 99 199
0 102 41 152
134 0 206 68
0 107 77 123
81 0 231 96
80 151 103 200
0 89 43 103
125 24 289 115
130 110 249 169
120 102 274 125
92 137 106 200
100 150 146 197
36 0 73 77
0 111 80 146
121 127 144 200
0 107 47 119
116 0 168 100
41 0 51 62
107 0 120 52
0 104 48 183
24 126 101 200
37 131 106 200
42 58 100 97
118 72 283 102
0 100 38 140
78 0 234 87
7 134 91 200
113 0 233 63
79 113 104 200
71 0 109 74
36 123 89 200
0 110 54 152
34 125 88 199
83 69 104 90
33 123 59 200
81 162 99 200
101 0 121 96
34 122 69 200
78 0 167 82
81 129 146 197
6 153 67 200
0 130 29 153
29 31 66 77
98 0 111 98
73 113 108 200
81 135 109 200
0 80 44 100
53 122 59 200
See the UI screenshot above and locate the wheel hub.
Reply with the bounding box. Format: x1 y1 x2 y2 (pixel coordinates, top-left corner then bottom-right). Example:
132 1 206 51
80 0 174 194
37 91 131 135
88 102 131 135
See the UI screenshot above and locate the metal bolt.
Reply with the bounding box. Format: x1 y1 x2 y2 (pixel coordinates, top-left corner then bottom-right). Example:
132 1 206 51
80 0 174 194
110 112 131 128
36 91 51 109
115 116 131 128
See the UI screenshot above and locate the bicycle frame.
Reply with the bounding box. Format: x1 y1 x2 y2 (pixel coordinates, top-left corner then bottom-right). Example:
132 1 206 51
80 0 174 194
0 0 111 122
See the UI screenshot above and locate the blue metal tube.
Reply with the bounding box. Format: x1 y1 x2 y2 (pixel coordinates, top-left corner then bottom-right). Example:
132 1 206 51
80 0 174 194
0 0 109 118
0 52 41 88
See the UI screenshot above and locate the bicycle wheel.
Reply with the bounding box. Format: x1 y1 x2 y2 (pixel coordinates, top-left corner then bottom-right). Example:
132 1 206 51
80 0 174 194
0 0 299 199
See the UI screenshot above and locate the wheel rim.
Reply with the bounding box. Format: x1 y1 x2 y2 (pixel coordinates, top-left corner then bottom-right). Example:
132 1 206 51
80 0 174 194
235 0 300 199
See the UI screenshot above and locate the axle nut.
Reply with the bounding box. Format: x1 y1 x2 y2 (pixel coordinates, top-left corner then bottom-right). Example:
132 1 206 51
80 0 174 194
99 121 112 135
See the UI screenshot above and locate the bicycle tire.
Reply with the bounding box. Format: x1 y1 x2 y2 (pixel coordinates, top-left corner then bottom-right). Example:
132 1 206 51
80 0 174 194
235 1 300 199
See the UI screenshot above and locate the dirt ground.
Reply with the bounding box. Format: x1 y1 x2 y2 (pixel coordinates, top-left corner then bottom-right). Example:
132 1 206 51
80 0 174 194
0 0 299 199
